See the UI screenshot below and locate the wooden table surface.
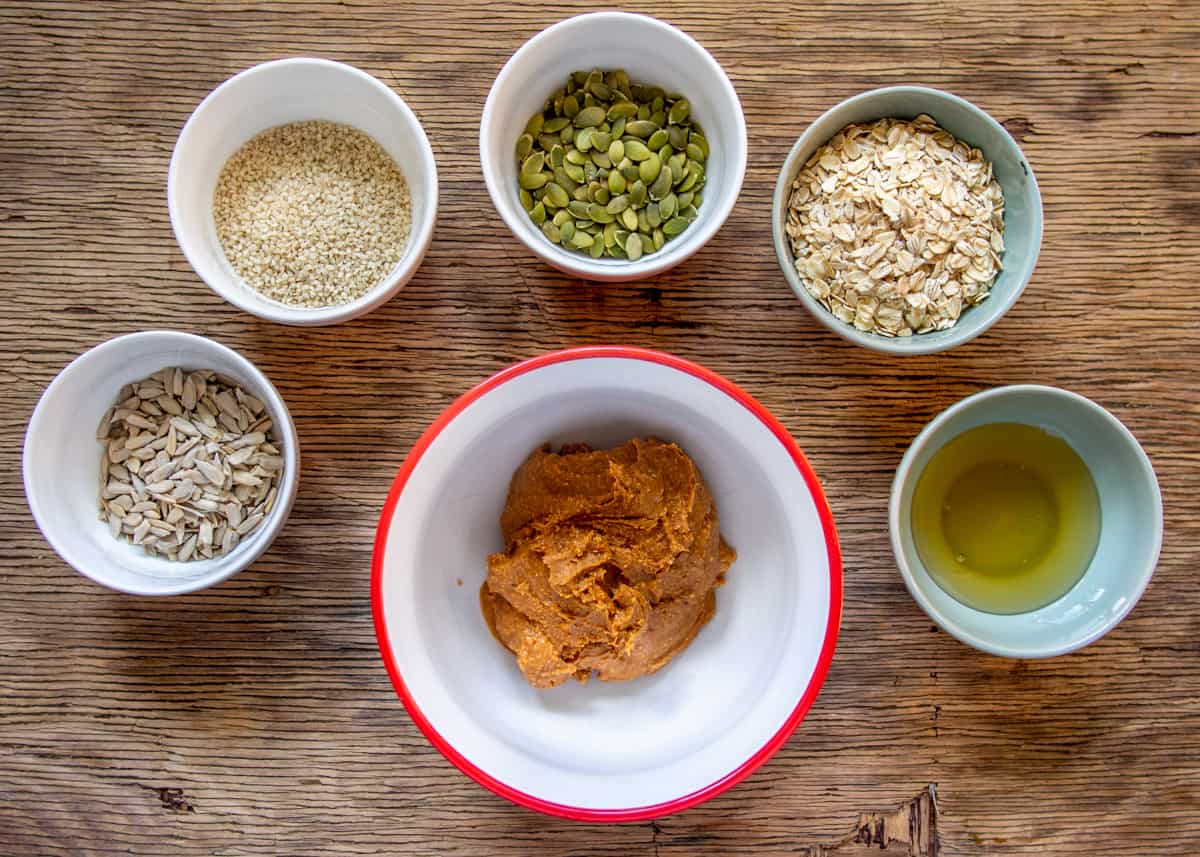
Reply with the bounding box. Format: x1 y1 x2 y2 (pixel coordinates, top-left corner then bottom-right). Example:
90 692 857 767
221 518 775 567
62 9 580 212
2 2 1197 854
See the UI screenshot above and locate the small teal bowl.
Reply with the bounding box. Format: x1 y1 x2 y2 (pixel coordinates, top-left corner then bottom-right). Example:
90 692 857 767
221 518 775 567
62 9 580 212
889 385 1162 657
772 86 1043 355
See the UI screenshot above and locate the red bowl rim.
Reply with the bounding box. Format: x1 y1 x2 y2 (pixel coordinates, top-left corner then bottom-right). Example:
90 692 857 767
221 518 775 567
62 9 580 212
371 345 843 822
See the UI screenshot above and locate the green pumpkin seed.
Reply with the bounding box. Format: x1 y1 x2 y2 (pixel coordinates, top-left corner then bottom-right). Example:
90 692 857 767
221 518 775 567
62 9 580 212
566 148 588 166
608 170 626 194
575 219 591 231
589 233 605 257
573 105 605 128
568 200 591 219
609 244 627 260
686 142 704 162
543 116 571 133
649 110 666 127
606 194 630 214
560 221 576 243
572 185 590 202
625 233 644 261
594 186 610 205
649 164 673 200
564 162 586 184
689 133 709 158
652 227 665 250
637 209 651 233
553 209 570 227
677 161 701 192
636 103 651 121
624 139 651 162
608 140 625 163
646 201 662 228
553 166 577 193
586 180 600 202
662 216 689 237
519 189 534 211
668 125 688 150
516 134 534 161
525 113 545 136
549 146 565 170
651 95 665 114
520 152 545 177
668 151 687 177
544 182 570 209
571 231 594 249
626 119 658 138
658 193 677 220
647 129 669 151
591 151 612 169
583 161 599 182
658 144 673 163
603 221 620 248
519 171 549 190
638 152 661 184
621 207 639 231
563 94 580 117
676 190 694 209
614 69 631 94
607 100 638 121
610 116 627 139
621 163 640 181
560 125 574 144
542 221 561 243
680 204 700 221
668 98 690 125
574 127 593 152
691 191 704 209
591 131 612 151
588 202 615 224
538 133 559 152
629 179 648 207
530 202 547 225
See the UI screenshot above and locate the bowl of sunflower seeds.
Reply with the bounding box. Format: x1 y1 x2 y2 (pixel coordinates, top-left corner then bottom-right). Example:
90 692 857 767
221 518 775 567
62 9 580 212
772 86 1043 354
23 330 300 595
481 12 747 281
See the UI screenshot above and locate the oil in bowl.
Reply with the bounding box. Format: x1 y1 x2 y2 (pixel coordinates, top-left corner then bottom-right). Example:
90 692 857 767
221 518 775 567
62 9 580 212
910 422 1101 614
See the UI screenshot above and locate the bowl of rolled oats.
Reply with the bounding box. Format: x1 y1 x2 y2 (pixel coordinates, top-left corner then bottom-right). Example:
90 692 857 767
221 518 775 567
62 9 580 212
772 86 1042 354
23 330 300 595
169 58 438 326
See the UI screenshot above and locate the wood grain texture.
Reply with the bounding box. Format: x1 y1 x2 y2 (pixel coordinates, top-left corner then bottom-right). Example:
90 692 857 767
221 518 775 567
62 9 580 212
1 1 1198 854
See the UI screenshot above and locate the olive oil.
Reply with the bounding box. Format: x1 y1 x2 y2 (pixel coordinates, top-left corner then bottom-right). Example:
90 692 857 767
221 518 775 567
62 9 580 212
911 422 1101 615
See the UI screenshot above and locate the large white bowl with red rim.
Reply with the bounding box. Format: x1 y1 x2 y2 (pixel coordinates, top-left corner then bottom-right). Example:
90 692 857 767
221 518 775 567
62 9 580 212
372 347 841 820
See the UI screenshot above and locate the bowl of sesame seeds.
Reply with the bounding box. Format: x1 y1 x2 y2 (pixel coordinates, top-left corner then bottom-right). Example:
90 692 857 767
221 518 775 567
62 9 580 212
168 58 438 326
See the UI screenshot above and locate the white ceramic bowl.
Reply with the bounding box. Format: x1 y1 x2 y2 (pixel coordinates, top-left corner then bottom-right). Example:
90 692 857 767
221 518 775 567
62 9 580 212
24 331 300 595
890 385 1162 656
168 58 438 325
480 13 747 281
372 347 841 820
772 86 1043 354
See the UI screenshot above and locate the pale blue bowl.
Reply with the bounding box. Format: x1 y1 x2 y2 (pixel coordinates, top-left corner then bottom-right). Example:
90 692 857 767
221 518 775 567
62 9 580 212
772 86 1043 355
889 386 1162 657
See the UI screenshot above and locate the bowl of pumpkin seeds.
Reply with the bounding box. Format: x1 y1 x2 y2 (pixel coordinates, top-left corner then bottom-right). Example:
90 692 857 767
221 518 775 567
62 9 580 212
481 12 747 281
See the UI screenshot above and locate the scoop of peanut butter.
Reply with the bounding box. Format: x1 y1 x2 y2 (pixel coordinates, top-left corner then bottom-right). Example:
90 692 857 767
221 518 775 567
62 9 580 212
481 438 735 689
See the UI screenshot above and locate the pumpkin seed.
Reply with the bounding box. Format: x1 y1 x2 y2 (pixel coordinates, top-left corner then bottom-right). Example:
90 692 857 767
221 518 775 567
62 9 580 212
553 210 571 227
573 105 606 128
652 227 665 250
589 234 605 257
519 171 549 190
568 200 591 219
647 129 669 151
563 94 580 117
588 202 615 223
530 202 546 225
629 179 648 207
544 182 570 209
516 134 533 160
625 233 644 261
543 116 571 133
520 152 545 177
689 133 709 158
649 164 673 201
542 221 561 243
621 207 639 231
668 98 690 125
608 140 625 163
646 201 662 228
663 216 689 237
638 153 661 184
525 114 545 136
606 194 630 214
625 119 658 138
607 101 638 121
624 139 651 162
560 221 576 243
608 170 626 194
520 189 534 211
658 193 677 220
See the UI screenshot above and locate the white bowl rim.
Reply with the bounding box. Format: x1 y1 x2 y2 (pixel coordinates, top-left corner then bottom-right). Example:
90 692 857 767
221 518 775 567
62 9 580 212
479 12 748 282
167 56 440 326
888 383 1163 656
771 84 1044 355
23 329 301 596
371 345 842 821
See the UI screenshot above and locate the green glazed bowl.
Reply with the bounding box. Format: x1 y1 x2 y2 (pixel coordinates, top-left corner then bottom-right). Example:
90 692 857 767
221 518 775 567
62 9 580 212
772 86 1043 355
889 385 1162 657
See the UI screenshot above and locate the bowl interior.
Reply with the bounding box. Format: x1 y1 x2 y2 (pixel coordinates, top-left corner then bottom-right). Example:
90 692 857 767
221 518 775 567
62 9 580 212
482 13 745 280
170 59 436 322
891 386 1162 656
375 354 837 813
24 332 298 595
773 87 1042 353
